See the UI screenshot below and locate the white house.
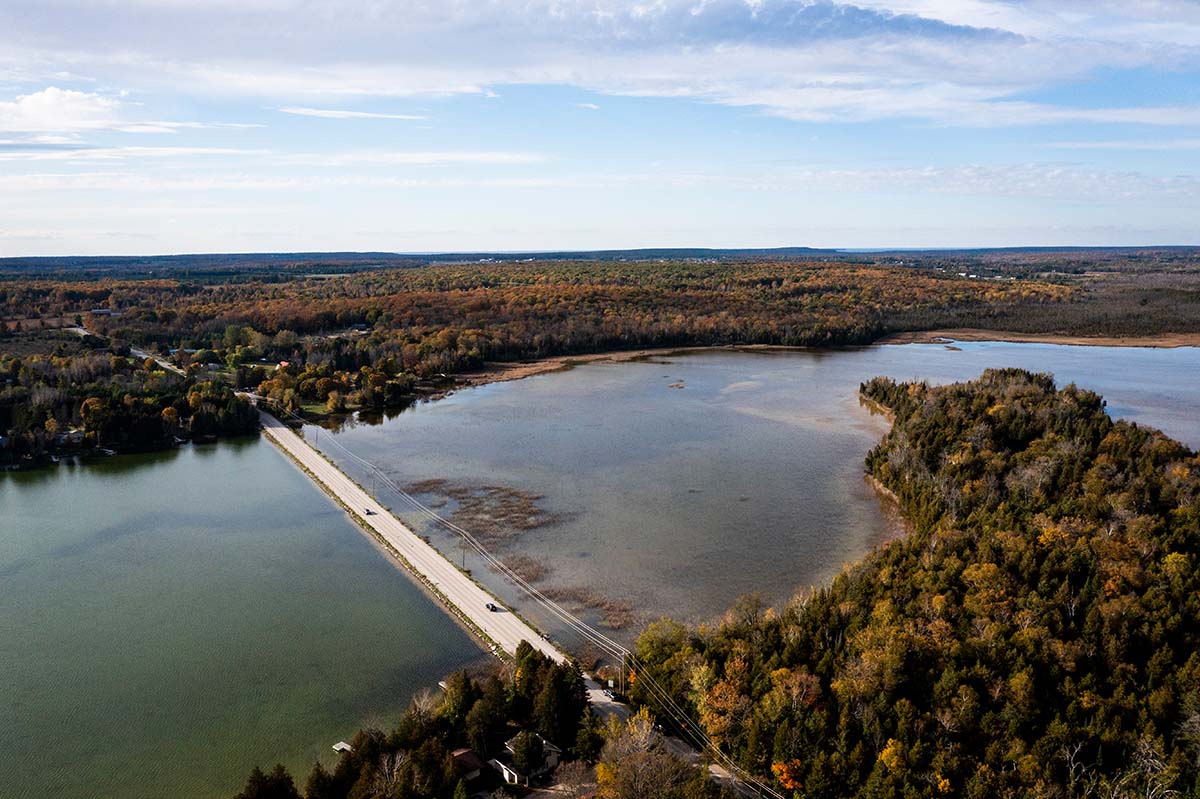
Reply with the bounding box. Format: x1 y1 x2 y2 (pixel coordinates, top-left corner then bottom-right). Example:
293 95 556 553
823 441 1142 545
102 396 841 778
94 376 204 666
487 733 561 786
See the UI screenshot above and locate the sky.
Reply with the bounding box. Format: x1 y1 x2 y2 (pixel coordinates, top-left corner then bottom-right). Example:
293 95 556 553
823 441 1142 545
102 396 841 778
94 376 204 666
1 0 1199 255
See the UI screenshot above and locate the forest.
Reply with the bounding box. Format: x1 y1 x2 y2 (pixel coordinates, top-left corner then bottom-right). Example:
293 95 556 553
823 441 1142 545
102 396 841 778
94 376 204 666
6 252 1197 464
7 254 1196 793
230 642 732 799
227 368 1200 798
628 369 1200 798
2 258 1075 428
0 347 259 467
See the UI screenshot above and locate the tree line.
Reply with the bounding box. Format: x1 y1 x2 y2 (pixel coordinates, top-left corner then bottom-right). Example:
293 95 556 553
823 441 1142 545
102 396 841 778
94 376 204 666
3 259 1075 420
0 350 258 467
627 369 1200 798
232 642 733 799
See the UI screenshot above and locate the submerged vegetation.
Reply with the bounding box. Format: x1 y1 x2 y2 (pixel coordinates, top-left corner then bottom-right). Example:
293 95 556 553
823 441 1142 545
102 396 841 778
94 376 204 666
230 368 1200 798
6 254 1199 795
629 369 1200 798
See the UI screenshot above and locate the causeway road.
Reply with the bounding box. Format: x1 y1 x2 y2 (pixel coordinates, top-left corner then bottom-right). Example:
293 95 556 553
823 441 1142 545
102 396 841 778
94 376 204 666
258 408 756 794
258 410 564 664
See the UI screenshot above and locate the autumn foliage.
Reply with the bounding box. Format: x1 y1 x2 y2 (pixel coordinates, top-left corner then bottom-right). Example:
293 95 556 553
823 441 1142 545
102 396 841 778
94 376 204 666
630 370 1200 798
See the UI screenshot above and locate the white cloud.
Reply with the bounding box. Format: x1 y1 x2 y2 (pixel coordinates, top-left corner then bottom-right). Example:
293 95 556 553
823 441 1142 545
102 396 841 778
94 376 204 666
0 145 268 161
0 172 577 192
4 1 1200 127
4 161 1194 203
1050 138 1200 151
278 106 426 120
0 86 265 134
0 86 120 132
745 163 1200 200
276 150 546 166
2 1 1200 257
119 120 264 132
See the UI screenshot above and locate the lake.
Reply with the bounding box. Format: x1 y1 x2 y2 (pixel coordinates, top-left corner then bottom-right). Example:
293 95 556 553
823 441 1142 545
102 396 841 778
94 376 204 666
1 437 483 799
4 341 1197 796
309 342 1200 650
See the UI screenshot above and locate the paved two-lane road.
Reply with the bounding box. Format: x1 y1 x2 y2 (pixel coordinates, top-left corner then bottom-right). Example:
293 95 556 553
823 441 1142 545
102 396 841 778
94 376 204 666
258 409 767 796
259 410 564 663
130 346 185 375
69 325 187 376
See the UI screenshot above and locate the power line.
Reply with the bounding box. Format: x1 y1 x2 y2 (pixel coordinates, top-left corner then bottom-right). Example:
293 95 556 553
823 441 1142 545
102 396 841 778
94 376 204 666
263 402 785 799
270 404 629 658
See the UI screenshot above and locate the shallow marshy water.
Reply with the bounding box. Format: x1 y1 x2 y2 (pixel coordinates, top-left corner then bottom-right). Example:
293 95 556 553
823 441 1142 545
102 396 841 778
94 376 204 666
4 341 1196 797
312 342 1200 647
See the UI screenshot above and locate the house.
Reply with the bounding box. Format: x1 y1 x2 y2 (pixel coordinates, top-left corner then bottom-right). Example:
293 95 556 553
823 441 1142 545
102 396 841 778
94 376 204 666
488 752 523 786
487 733 561 786
332 741 353 754
451 748 485 782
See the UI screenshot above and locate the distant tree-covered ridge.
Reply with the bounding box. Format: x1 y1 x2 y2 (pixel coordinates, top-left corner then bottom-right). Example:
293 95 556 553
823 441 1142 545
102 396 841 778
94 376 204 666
5 255 1198 426
629 369 1200 798
1 260 1072 418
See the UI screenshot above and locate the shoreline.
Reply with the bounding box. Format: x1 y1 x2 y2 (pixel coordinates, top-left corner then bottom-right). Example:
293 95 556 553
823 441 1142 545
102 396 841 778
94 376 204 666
449 345 723 389
875 328 1200 348
257 409 568 664
447 331 1200 395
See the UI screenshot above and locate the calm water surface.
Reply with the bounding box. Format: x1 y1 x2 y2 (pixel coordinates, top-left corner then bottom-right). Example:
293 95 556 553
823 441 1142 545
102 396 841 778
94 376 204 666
312 342 1200 646
4 342 1195 797
1 437 482 799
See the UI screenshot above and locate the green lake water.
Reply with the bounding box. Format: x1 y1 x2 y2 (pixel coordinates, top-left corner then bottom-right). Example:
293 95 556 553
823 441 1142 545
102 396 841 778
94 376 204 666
4 342 1198 797
1 437 482 799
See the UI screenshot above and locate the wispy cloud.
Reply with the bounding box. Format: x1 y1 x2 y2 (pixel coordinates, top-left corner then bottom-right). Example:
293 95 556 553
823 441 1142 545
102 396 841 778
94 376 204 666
2 1 1199 254
0 145 269 161
1050 138 1200 151
276 150 546 167
279 106 426 120
0 86 263 134
738 163 1200 200
0 172 576 192
5 162 1194 202
118 121 264 133
6 2 1200 127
